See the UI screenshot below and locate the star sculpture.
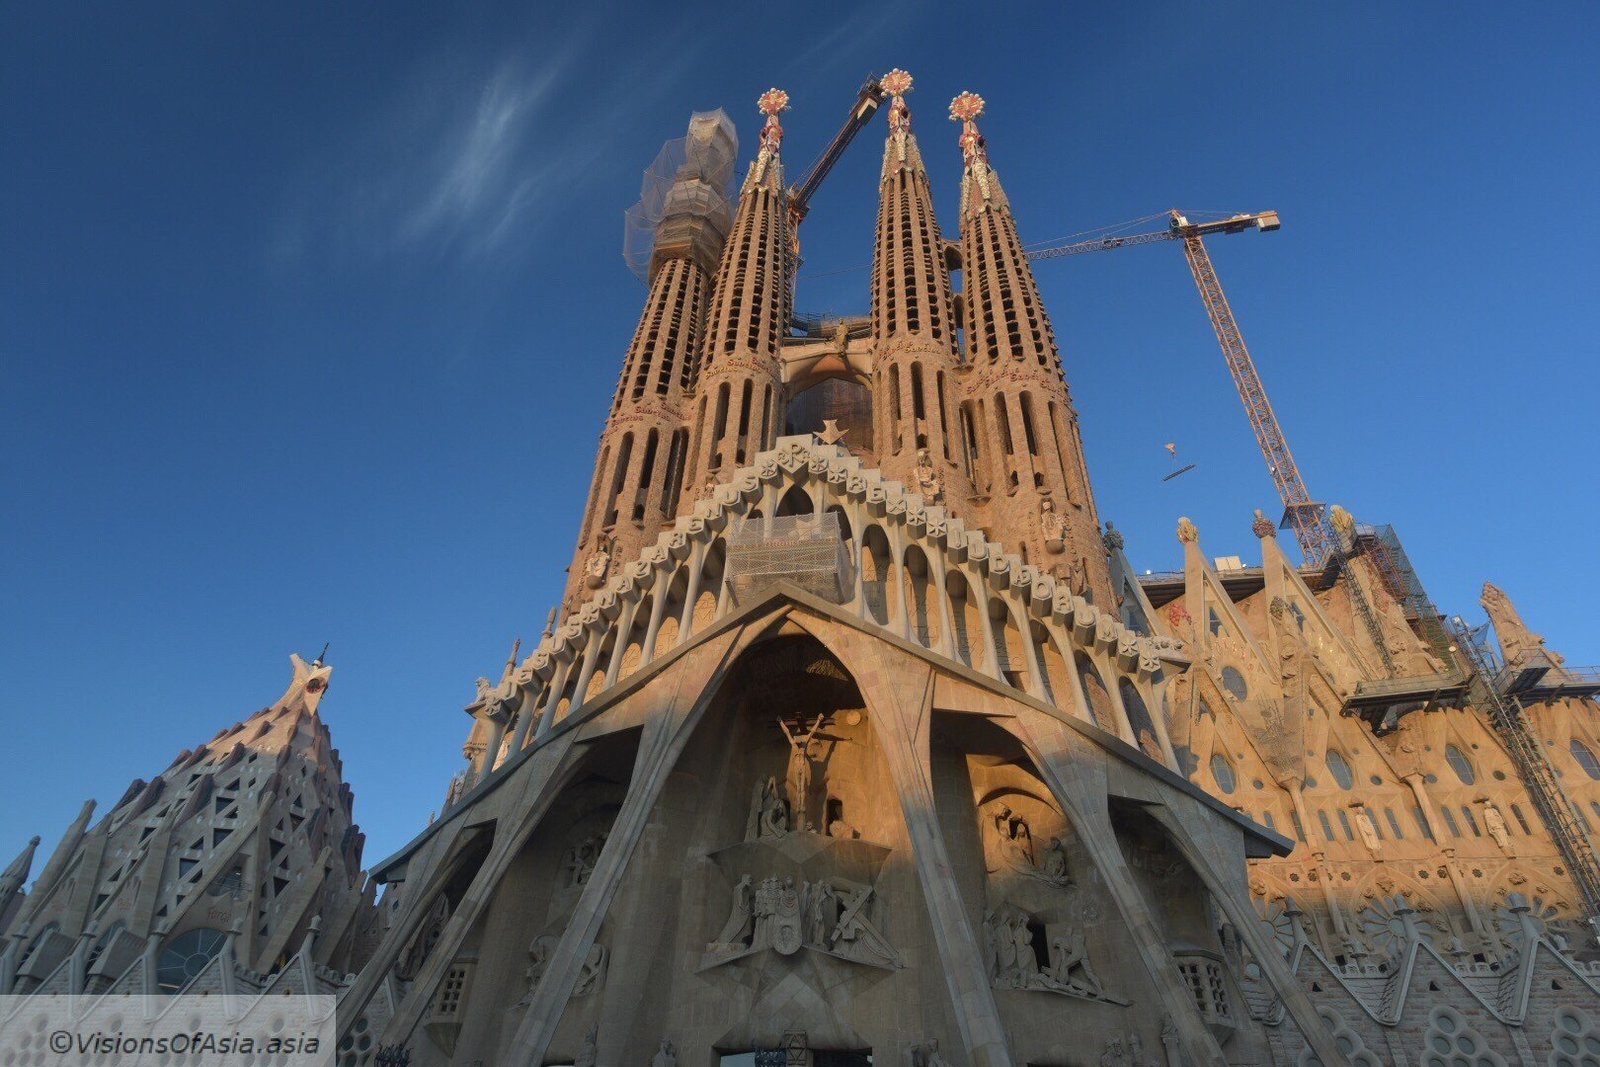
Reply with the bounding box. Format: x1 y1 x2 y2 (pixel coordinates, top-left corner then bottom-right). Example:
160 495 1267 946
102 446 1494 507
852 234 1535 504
816 420 848 446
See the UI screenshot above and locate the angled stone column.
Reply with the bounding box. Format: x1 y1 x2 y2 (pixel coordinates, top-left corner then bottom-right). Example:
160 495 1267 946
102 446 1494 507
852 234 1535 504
850 650 1013 1067
1005 713 1232 1067
1150 803 1352 1067
506 624 752 1066
346 732 580 1046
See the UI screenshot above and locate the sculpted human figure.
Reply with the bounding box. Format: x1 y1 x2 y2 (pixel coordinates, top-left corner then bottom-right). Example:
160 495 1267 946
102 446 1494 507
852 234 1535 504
778 714 827 828
584 533 613 589
1352 805 1381 853
1011 912 1039 984
575 1025 597 1067
914 447 943 502
1039 836 1070 883
573 942 607 996
753 875 781 948
759 777 789 838
1040 497 1066 552
1482 800 1513 851
1050 928 1103 996
712 874 754 948
806 879 837 946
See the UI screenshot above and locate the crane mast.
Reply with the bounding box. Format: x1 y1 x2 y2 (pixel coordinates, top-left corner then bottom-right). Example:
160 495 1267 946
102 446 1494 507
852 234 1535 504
1170 212 1335 567
1023 210 1336 567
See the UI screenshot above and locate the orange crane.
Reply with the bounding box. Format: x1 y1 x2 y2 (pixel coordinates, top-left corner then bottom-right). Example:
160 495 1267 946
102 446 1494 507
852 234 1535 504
1024 210 1338 568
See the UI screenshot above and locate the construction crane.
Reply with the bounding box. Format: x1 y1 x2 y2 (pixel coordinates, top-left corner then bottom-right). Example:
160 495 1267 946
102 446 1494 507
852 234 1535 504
1024 210 1337 569
787 76 886 259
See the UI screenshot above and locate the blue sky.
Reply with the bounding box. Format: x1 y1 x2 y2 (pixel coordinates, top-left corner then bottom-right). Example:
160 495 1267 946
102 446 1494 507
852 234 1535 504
4 2 1597 871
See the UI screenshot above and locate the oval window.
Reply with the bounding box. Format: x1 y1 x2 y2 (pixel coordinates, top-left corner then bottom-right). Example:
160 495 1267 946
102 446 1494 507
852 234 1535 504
1571 740 1600 781
1221 666 1248 701
1211 753 1237 794
1325 750 1354 790
1444 744 1475 785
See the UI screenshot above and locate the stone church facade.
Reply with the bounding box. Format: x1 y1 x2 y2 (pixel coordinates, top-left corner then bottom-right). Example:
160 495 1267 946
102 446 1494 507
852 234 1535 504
7 72 1600 1066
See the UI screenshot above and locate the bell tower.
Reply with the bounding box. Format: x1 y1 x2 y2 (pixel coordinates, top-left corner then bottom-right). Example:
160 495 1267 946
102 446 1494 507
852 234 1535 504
564 111 736 613
869 69 972 505
949 91 1111 604
681 90 794 506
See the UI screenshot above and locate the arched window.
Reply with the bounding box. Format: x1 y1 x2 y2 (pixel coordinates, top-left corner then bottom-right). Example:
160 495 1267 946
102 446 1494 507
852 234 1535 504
1325 750 1354 790
1211 754 1237 794
1444 744 1475 785
156 927 227 994
1221 666 1248 701
1571 740 1600 780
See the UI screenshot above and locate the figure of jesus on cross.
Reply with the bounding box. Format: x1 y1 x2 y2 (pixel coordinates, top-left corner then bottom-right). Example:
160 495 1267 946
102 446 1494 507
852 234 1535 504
778 713 827 830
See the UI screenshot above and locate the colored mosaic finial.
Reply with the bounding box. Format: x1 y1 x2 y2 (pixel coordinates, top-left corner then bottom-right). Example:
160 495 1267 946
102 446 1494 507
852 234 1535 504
757 88 790 154
883 69 913 133
949 91 986 163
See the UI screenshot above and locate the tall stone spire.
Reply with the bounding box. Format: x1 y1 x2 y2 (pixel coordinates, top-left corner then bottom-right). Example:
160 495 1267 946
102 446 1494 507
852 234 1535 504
869 70 971 503
0 836 39 933
949 91 1110 604
564 111 736 613
682 89 793 503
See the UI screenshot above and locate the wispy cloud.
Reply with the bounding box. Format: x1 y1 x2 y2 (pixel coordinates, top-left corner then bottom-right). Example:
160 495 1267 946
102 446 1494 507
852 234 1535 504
391 62 566 257
272 21 713 273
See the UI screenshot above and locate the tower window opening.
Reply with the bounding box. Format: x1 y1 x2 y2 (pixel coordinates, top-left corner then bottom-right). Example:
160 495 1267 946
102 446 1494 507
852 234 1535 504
1510 804 1532 835
1444 744 1475 785
889 369 904 453
604 433 634 527
936 371 951 462
632 429 660 523
662 429 688 518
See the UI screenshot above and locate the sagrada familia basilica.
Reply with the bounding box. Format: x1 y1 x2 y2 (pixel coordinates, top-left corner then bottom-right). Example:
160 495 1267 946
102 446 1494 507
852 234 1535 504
5 71 1600 1067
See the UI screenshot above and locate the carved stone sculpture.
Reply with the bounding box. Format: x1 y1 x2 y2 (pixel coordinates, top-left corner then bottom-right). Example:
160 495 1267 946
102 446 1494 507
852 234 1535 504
1049 928 1103 996
828 881 898 966
1352 805 1381 854
748 776 788 840
584 533 613 590
562 834 607 888
573 941 608 996
986 804 1036 874
1041 497 1066 553
1482 800 1513 851
1176 516 1199 544
710 874 755 952
524 933 557 989
575 1024 597 1067
914 448 943 503
1039 836 1070 884
778 714 826 829
652 1039 676 1067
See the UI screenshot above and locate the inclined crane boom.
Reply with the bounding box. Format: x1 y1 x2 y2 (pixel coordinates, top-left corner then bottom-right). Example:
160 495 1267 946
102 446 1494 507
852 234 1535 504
787 76 886 236
1023 210 1337 567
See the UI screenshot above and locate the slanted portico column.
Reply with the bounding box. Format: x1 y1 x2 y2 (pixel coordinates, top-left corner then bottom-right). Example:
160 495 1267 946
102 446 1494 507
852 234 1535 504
853 657 1013 1066
567 631 607 715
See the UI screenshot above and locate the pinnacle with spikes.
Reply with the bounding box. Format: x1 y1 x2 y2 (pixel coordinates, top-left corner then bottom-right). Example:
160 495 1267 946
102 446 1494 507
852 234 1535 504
949 90 987 164
883 68 913 132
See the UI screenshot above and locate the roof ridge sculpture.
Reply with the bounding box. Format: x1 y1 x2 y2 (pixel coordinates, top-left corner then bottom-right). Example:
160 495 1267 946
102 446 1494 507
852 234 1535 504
518 435 1167 688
